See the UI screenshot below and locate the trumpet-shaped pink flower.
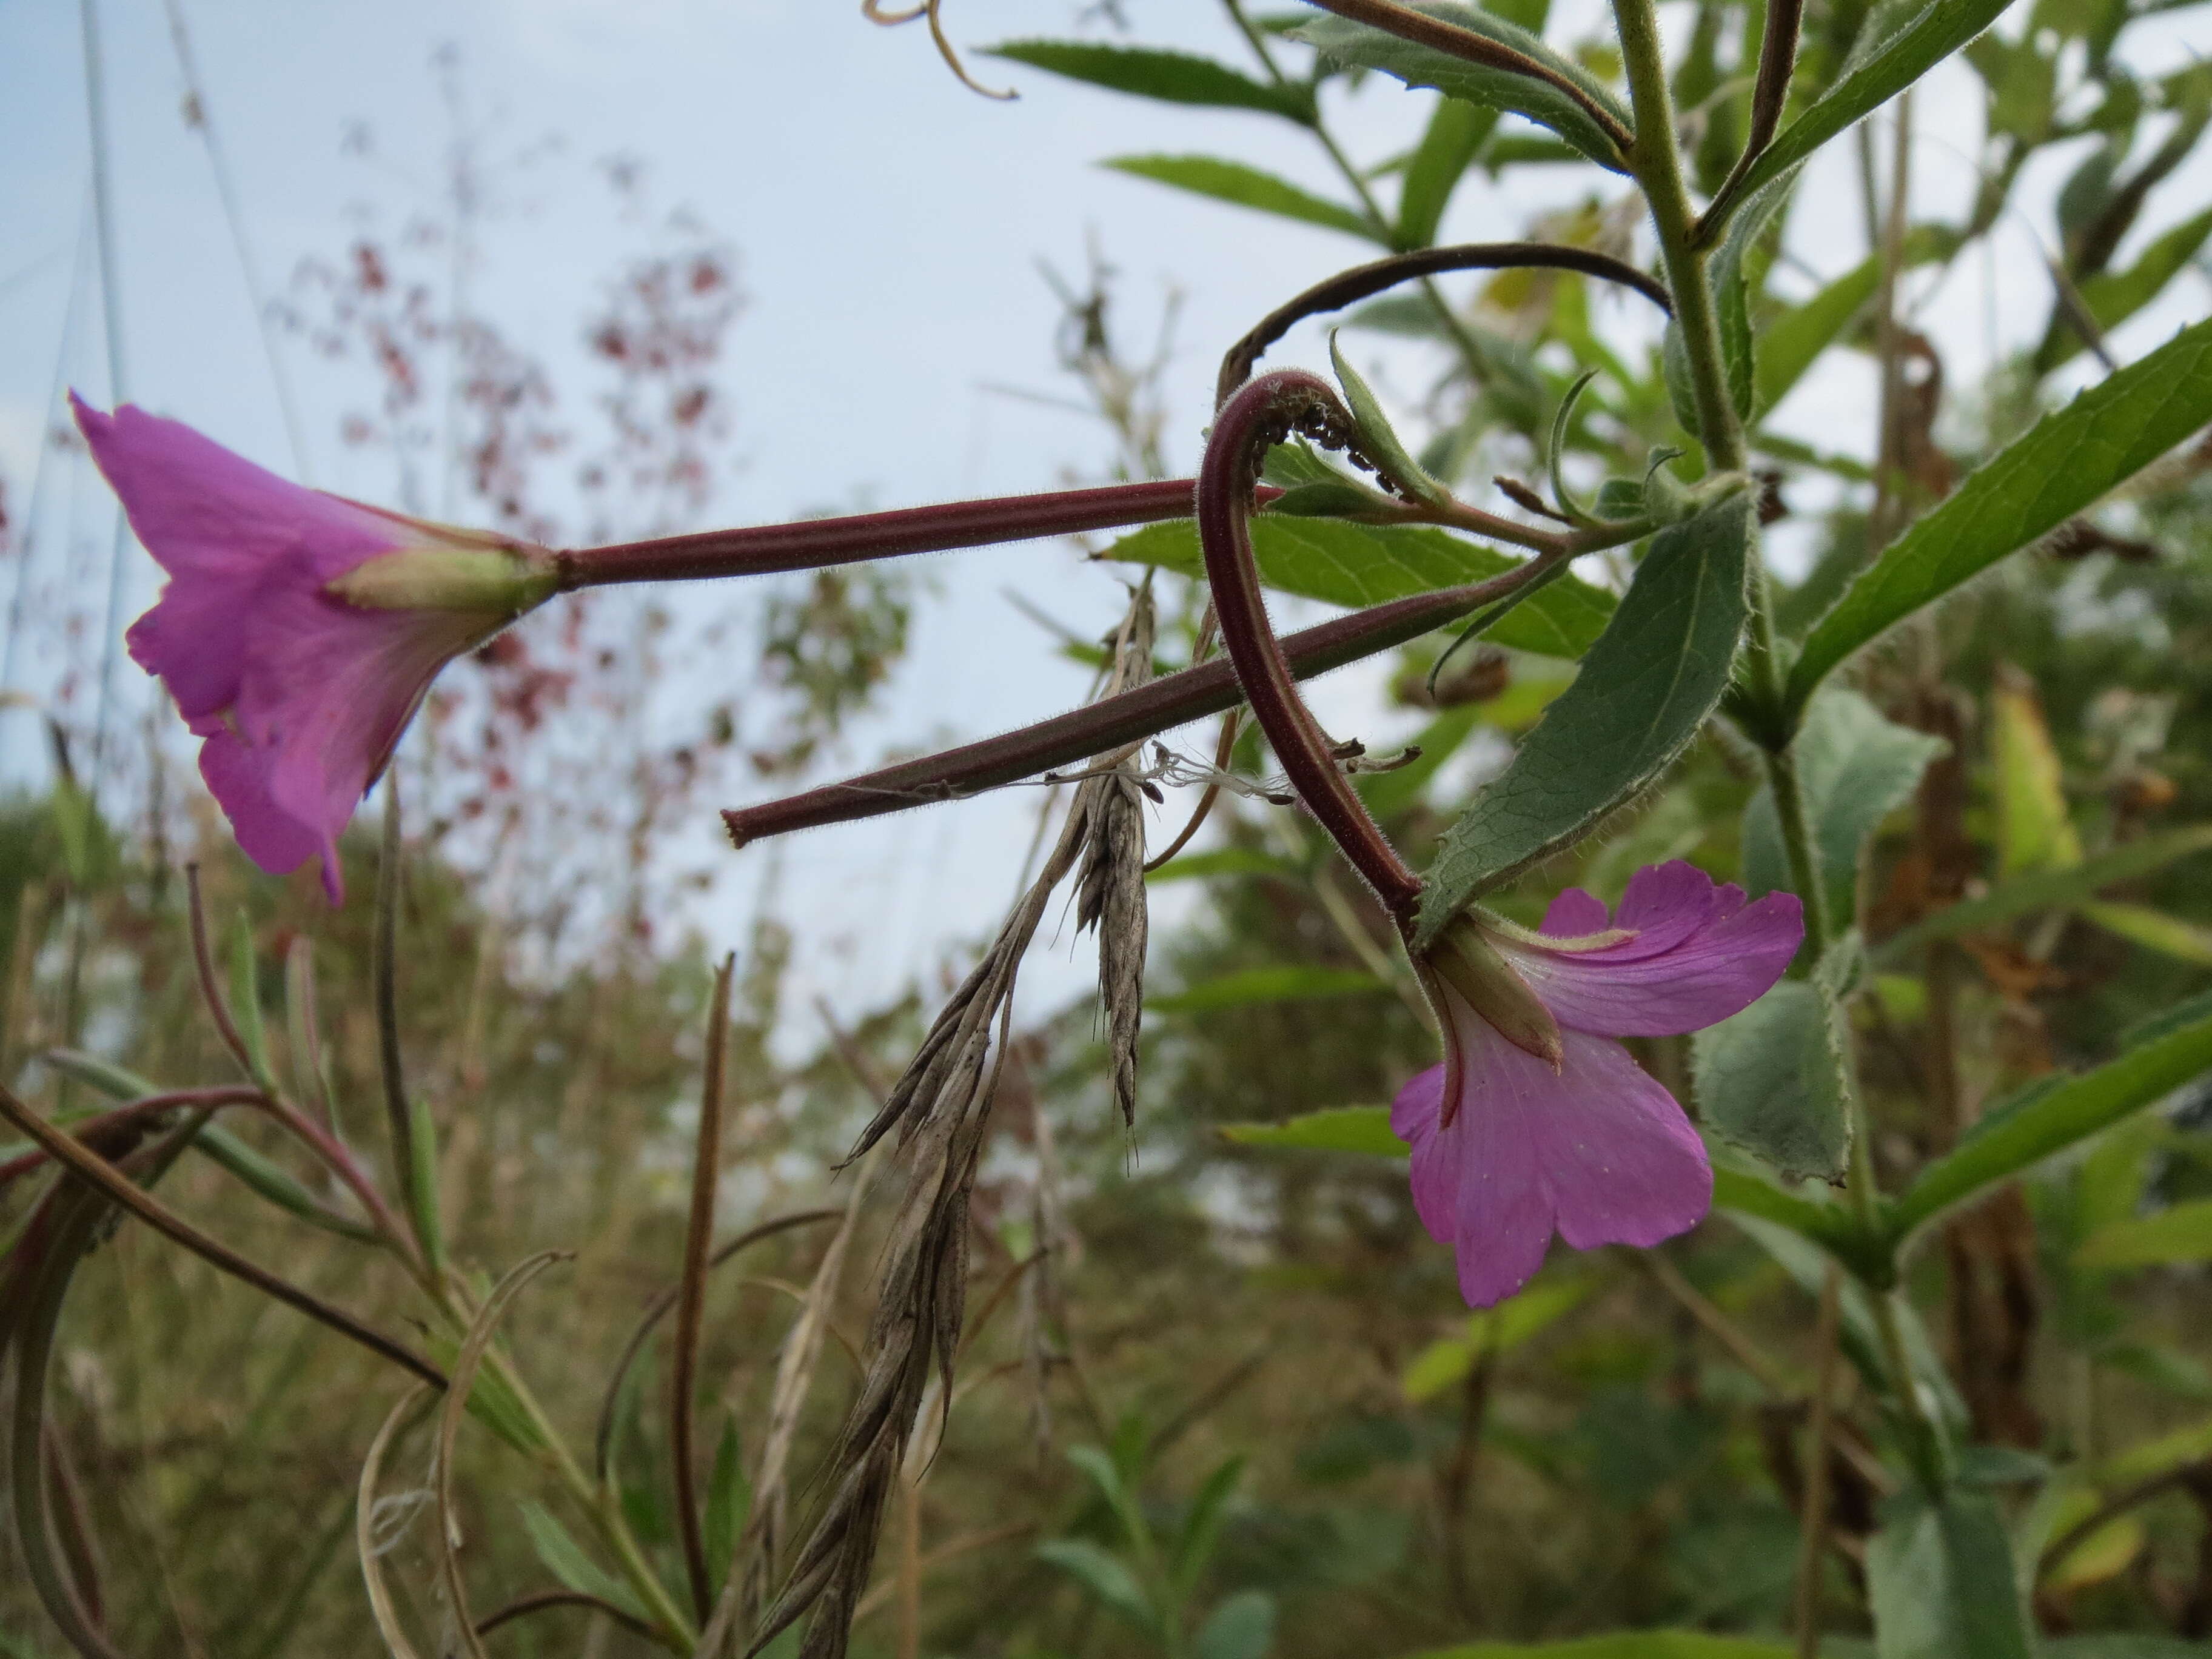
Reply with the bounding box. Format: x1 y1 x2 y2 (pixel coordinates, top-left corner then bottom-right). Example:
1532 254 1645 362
1396 862 1803 1307
76 397 556 902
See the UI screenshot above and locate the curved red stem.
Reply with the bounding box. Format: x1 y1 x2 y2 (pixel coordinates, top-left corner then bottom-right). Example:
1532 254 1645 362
1197 372 1424 925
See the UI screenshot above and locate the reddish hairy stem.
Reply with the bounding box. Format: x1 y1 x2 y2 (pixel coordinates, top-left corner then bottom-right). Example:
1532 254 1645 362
1698 0 1808 244
0 1080 407 1264
672 956 734 1622
0 1087 261 1187
722 569 1540 848
0 1083 447 1389
1218 242 1672 407
1199 372 1426 922
555 479 1201 589
184 865 256 1082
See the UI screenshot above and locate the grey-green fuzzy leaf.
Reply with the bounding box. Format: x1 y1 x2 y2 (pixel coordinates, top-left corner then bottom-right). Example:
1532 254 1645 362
1413 491 1755 947
1693 980 1853 1182
1292 2 1632 173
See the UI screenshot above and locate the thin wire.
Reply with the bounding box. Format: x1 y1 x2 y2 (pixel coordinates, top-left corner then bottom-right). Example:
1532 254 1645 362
1 193 95 700
81 0 136 797
159 0 312 482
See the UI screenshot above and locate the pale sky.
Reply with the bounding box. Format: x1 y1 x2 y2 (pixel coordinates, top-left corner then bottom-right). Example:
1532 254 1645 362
1 0 2205 1029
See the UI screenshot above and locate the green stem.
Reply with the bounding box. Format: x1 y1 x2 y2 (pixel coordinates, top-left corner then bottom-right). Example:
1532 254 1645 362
1610 0 1938 1468
1612 0 1743 474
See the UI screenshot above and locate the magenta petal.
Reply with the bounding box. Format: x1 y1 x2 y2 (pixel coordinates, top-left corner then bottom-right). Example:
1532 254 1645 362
1541 888 1611 937
79 396 497 902
1498 865 1803 1037
1535 1030 1712 1251
1396 1000 1713 1308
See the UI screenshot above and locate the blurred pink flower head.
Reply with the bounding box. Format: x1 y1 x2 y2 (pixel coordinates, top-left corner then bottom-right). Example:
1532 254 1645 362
75 396 557 903
1398 862 1803 1307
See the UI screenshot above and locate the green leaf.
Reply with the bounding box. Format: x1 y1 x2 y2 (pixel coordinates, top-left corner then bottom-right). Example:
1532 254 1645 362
1194 1590 1276 1659
1415 491 1755 947
703 1415 749 1593
1150 966 1385 1016
1711 1165 1860 1257
1332 333 1449 505
40 1049 159 1101
1865 1488 2033 1659
989 40 1314 121
1401 1278 1592 1401
1875 824 2212 960
1291 2 1632 173
1692 980 1852 1182
1728 1212 1965 1415
1105 155 1382 243
1068 1443 1153 1557
520 1501 651 1622
1754 227 1954 414
190 1125 378 1243
406 1091 448 1276
2079 900 2212 965
228 911 275 1091
1403 1634 1798 1658
1358 705 1486 819
1710 0 2018 229
1742 689 1948 929
1145 848 1298 885
1175 1457 1245 1594
1398 96 1496 247
1036 1539 1158 1632
1886 988 2212 1245
1220 1105 1407 1157
2099 1340 2212 1402
2078 1198 2212 1268
1788 317 2212 718
1101 516 1614 659
2065 206 2212 362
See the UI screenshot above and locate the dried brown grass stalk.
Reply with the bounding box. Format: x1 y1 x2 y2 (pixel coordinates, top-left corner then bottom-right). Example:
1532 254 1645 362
1074 588 1155 1130
743 799 1096 1658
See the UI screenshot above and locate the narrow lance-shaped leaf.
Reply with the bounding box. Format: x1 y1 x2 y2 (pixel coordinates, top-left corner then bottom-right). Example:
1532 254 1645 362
1875 823 2212 960
1218 1105 1407 1156
1291 2 1633 173
1105 156 1384 244
1705 0 2019 232
1149 967 1385 1016
2051 205 2212 370
1415 490 1755 947
1755 225 1957 414
1788 315 2212 718
1887 988 2212 1245
1398 96 1498 248
2079 900 2212 966
1101 515 1615 659
987 40 1315 121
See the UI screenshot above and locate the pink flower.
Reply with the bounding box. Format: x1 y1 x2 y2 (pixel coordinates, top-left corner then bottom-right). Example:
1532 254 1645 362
75 397 557 903
1395 862 1803 1307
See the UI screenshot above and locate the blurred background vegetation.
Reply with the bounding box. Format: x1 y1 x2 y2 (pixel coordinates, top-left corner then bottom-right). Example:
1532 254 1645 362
5 1 2212 1656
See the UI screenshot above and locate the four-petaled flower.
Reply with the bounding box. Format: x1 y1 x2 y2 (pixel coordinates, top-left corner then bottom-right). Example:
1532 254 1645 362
1396 862 1803 1307
76 397 557 903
